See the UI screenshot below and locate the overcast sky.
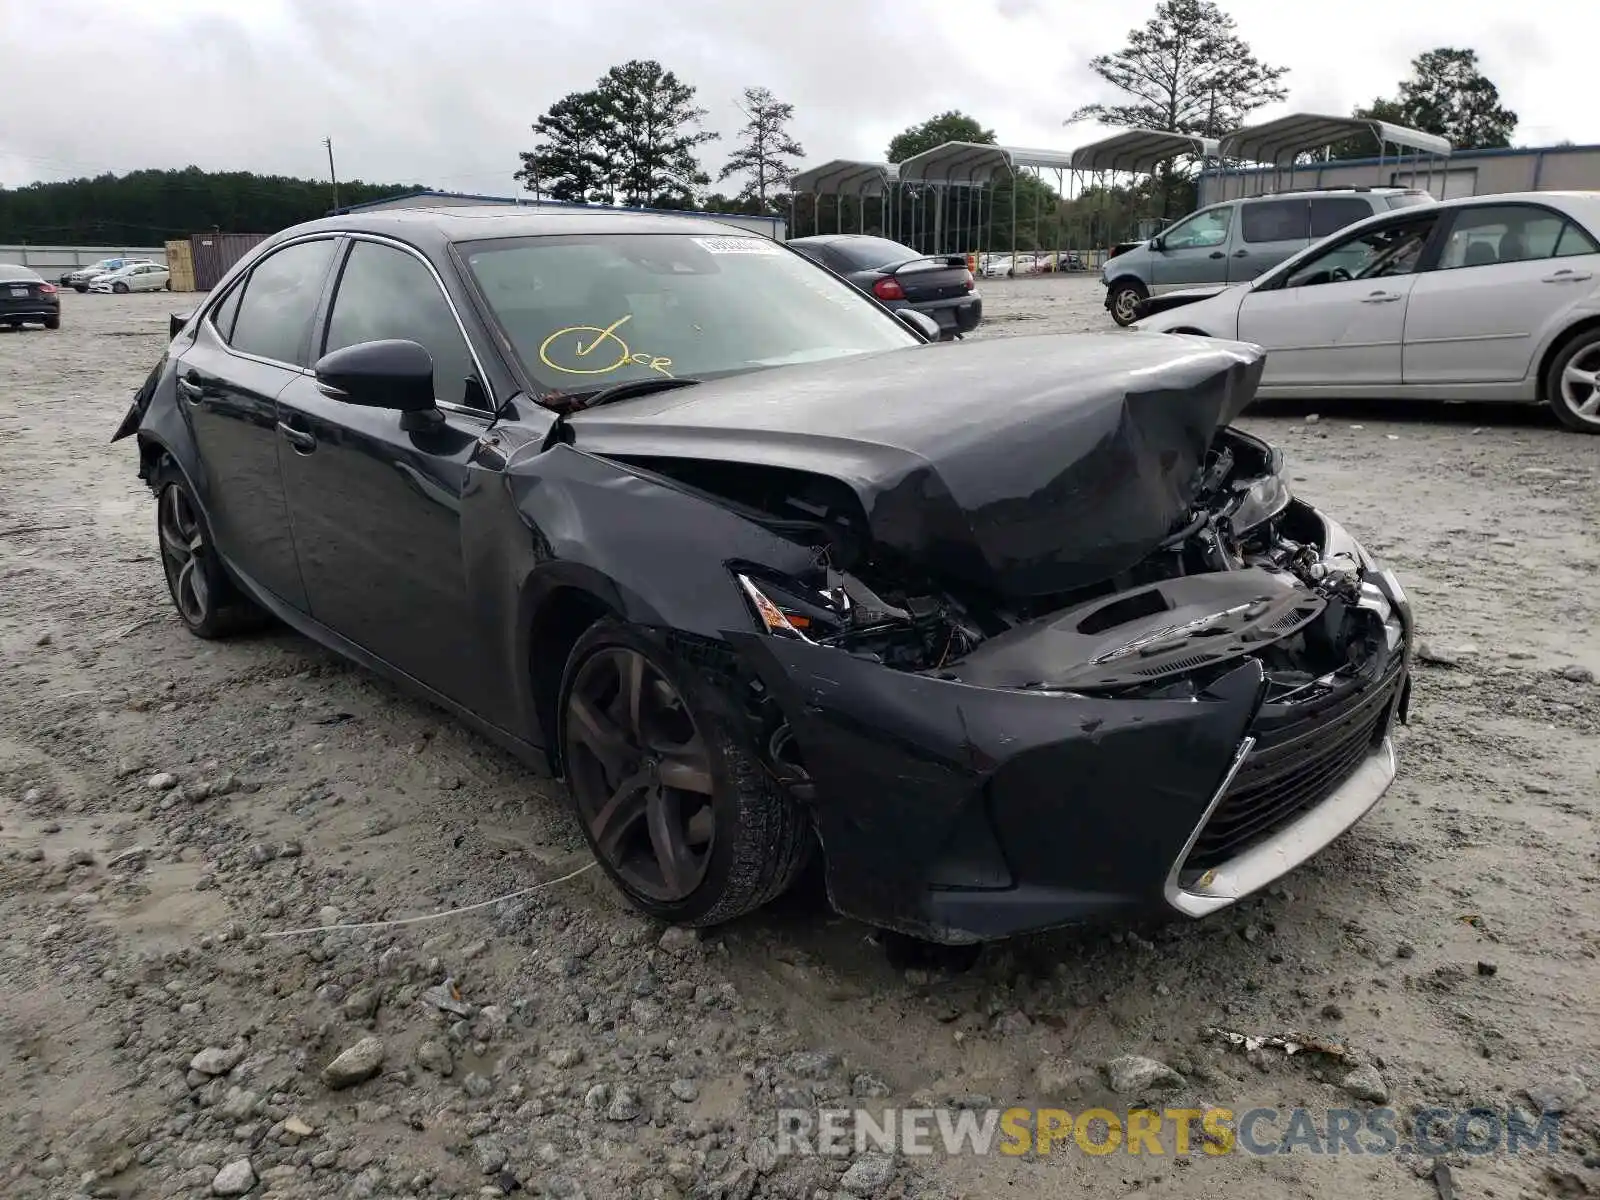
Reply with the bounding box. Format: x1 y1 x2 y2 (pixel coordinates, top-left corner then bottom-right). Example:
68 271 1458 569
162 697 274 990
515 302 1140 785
0 0 1585 193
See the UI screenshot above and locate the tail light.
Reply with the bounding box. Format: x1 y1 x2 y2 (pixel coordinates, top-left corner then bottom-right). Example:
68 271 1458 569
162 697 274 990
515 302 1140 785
39 282 57 295
873 277 905 302
962 270 974 292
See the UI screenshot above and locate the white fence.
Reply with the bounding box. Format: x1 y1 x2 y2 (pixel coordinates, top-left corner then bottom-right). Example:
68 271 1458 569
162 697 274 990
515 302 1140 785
0 244 168 274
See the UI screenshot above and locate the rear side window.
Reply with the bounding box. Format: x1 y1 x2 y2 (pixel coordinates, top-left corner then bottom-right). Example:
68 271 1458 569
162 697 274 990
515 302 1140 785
1309 197 1374 238
1436 205 1580 270
209 282 245 341
228 239 338 365
1556 221 1600 258
1241 199 1309 244
324 240 478 408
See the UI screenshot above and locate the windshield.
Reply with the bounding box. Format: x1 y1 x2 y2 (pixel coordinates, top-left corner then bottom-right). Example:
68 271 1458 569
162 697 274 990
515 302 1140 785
461 233 918 395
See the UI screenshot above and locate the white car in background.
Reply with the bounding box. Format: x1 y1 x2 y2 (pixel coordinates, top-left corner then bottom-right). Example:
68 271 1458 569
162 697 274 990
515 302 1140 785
1133 191 1600 434
89 261 171 294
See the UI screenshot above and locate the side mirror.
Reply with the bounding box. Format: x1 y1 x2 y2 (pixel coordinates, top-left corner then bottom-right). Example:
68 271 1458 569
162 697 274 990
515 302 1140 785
314 339 436 413
1149 236 1164 251
895 309 943 341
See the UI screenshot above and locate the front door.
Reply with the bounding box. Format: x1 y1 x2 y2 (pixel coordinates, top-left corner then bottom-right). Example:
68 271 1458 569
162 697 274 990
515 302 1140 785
1403 202 1600 384
1149 204 1235 292
1236 210 1441 387
178 237 341 610
277 236 497 708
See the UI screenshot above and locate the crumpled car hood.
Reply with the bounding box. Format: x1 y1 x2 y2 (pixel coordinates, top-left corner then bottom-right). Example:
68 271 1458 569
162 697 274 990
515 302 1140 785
566 332 1265 598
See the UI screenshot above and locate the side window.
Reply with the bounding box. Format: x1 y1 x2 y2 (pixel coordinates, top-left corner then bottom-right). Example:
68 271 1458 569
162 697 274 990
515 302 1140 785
1554 220 1600 259
209 280 245 342
1436 205 1570 270
1162 206 1232 251
1241 199 1309 244
323 240 478 409
1309 197 1374 238
228 239 338 365
1282 215 1439 288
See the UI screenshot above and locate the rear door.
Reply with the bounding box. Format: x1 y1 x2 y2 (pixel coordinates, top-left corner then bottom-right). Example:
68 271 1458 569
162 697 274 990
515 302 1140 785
276 235 495 705
176 236 340 610
1149 204 1235 290
1229 198 1310 283
1236 210 1442 386
1402 202 1600 384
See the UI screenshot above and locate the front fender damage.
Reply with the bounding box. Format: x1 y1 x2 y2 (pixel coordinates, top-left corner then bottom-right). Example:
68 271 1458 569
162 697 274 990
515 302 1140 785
502 443 818 640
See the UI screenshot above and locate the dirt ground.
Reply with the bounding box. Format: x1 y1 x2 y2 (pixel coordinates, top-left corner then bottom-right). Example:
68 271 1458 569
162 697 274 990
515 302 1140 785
1 280 1597 1200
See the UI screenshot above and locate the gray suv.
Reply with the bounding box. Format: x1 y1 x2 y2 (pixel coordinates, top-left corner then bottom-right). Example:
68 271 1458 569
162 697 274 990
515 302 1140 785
1102 187 1434 325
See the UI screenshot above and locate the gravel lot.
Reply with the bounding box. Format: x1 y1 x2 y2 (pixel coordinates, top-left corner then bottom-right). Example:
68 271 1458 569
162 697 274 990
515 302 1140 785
2 281 1598 1200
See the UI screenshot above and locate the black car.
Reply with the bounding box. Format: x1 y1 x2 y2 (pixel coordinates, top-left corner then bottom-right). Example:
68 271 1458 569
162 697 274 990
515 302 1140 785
1 264 61 329
113 207 1412 944
787 234 981 339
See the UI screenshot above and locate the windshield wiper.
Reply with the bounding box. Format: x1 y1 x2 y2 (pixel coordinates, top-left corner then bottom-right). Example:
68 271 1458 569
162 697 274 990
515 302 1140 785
555 376 704 413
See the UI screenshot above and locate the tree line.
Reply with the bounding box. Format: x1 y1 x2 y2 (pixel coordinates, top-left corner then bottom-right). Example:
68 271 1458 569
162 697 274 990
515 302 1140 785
0 167 420 246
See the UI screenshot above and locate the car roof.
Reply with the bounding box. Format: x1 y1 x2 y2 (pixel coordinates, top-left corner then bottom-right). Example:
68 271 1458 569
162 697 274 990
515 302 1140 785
788 234 895 244
0 263 43 281
274 205 769 251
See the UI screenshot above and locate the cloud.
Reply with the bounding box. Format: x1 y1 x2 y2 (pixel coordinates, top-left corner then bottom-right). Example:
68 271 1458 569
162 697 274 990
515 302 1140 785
0 0 1586 195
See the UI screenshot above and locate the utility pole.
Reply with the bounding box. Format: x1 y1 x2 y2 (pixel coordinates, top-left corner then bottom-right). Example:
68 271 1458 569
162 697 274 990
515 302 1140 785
324 137 340 212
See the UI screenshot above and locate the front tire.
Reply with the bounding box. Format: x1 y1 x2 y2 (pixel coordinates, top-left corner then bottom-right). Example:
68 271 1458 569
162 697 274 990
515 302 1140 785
1108 279 1148 327
152 463 269 638
558 618 811 927
1545 328 1600 434
73 284 88 293
112 281 130 294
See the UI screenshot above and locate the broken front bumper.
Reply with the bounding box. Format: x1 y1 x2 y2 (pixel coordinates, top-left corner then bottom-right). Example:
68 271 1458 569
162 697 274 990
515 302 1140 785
729 533 1412 945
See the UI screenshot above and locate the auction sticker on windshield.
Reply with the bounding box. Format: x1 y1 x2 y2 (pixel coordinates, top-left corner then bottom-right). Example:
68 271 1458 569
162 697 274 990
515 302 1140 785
693 236 781 255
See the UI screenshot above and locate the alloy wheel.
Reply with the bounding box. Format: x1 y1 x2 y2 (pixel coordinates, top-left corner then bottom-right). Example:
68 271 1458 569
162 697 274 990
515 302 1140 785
158 484 211 626
1112 287 1140 324
564 646 716 902
1559 345 1600 427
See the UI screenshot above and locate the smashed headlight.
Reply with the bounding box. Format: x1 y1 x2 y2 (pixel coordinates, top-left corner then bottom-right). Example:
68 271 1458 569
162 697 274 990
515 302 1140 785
732 565 988 672
1230 471 1291 535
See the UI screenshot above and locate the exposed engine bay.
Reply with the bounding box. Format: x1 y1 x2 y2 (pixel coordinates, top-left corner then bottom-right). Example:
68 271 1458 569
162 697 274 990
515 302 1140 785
612 426 1401 700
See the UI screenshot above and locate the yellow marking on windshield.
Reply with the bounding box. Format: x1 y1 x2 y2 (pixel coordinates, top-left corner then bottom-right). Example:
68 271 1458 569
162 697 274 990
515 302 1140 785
539 315 674 379
577 314 632 357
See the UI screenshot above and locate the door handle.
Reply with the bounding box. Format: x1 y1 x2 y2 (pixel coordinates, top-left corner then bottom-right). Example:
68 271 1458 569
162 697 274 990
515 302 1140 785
1233 249 1249 257
176 372 205 401
1541 270 1593 283
276 421 317 454
1361 292 1402 304
1209 250 1225 259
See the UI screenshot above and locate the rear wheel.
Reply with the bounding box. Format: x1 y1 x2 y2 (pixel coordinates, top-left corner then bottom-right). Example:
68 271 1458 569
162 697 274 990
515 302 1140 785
559 618 812 926
152 463 269 638
44 316 59 330
1545 328 1600 434
1108 279 1148 327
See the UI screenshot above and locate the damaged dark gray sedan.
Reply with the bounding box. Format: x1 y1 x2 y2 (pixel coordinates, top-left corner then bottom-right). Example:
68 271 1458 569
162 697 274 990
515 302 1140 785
113 207 1413 944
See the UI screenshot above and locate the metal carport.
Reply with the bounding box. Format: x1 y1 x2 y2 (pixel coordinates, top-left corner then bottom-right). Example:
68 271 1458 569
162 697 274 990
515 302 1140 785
1214 113 1452 199
787 159 899 240
895 142 1076 271
1067 129 1221 253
